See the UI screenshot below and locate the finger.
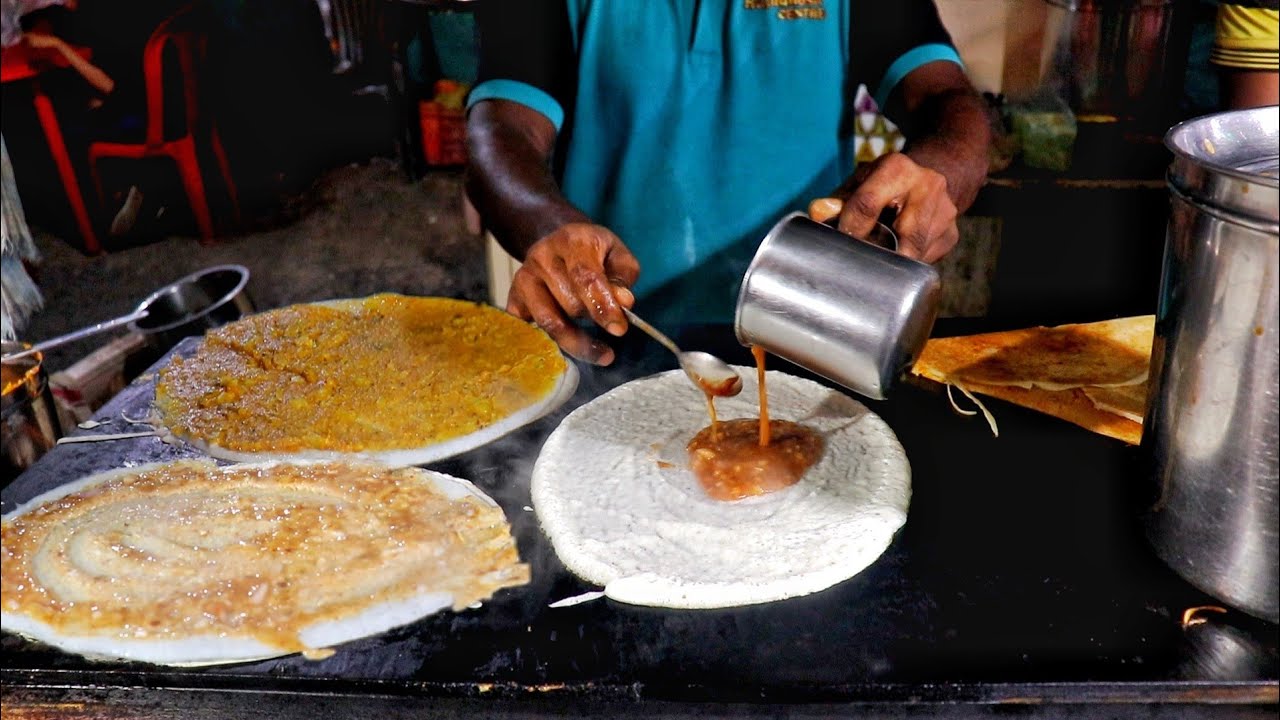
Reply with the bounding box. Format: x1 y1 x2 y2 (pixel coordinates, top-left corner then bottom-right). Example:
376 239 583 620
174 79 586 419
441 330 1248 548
611 284 636 309
838 159 916 240
603 243 641 289
569 261 628 336
506 291 531 320
889 195 937 262
920 193 960 263
530 255 588 319
517 274 615 365
921 221 960 264
808 197 843 224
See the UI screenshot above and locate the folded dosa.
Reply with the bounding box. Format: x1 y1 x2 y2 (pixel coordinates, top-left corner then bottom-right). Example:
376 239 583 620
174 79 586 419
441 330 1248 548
912 316 1154 445
1082 383 1147 424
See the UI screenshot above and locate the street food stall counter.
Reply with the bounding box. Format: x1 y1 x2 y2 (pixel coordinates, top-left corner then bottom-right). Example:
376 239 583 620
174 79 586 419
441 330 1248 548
2 328 1276 719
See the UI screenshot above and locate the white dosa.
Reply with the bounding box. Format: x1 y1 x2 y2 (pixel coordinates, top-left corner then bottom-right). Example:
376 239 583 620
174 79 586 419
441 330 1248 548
532 367 910 609
1 460 515 666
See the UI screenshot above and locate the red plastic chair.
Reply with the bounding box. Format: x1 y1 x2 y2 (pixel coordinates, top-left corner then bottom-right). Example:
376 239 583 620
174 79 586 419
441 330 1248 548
87 5 239 244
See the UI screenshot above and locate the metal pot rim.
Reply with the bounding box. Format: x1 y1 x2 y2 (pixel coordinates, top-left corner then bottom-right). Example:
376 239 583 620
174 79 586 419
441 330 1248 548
1168 181 1280 235
1165 107 1280 190
129 264 251 336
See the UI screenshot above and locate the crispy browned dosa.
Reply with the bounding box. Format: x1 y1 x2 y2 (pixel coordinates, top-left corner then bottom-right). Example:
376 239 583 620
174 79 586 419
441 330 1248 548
912 316 1154 445
1082 383 1148 424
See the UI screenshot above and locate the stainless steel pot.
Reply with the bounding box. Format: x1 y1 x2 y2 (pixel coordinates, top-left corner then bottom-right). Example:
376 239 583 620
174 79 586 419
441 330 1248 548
734 213 941 400
1043 0 1185 126
2 341 61 478
129 264 255 353
1145 106 1279 623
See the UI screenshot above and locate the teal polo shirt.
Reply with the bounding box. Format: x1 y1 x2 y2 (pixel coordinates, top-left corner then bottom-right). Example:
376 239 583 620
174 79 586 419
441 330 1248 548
469 0 962 325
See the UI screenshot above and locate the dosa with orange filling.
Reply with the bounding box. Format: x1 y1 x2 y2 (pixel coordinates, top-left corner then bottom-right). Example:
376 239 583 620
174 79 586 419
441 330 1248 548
154 294 565 455
0 460 528 664
911 315 1154 444
687 346 824 501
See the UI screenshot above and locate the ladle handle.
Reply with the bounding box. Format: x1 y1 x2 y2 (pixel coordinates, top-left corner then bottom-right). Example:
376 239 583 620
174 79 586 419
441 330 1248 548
620 307 682 357
1 308 150 364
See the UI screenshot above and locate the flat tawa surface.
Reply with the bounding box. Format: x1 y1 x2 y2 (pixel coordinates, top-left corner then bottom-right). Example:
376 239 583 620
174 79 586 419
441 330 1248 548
2 328 1275 712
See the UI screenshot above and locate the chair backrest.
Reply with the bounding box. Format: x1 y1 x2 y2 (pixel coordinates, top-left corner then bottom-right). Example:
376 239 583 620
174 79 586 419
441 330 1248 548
140 2 209 147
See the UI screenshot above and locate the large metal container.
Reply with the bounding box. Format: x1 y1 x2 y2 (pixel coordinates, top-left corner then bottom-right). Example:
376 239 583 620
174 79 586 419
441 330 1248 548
734 213 940 400
1145 106 1279 623
1 341 61 479
1043 0 1187 127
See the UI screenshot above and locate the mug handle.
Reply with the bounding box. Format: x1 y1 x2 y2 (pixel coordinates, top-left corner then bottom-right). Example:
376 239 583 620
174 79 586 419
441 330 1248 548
819 216 898 252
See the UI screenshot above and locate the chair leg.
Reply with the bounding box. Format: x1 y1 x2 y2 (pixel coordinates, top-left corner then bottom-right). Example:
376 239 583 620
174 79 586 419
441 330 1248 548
210 128 240 226
32 85 101 254
171 139 216 243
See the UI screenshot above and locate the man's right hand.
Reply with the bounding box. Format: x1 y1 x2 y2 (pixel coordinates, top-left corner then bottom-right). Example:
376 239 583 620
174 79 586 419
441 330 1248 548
506 222 640 366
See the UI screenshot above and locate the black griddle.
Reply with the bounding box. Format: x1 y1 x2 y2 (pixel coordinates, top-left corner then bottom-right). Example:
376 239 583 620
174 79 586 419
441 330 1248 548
3 323 1276 718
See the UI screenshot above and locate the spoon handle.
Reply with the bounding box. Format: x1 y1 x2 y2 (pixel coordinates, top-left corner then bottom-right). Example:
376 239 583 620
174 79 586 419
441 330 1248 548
620 307 682 357
2 308 150 364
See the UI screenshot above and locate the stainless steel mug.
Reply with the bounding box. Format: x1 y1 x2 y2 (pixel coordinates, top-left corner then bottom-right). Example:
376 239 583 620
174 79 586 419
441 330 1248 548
1145 106 1279 623
734 212 941 400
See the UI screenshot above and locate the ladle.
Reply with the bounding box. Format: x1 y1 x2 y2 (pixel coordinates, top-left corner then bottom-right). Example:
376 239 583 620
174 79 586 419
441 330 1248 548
621 307 742 397
2 308 149 364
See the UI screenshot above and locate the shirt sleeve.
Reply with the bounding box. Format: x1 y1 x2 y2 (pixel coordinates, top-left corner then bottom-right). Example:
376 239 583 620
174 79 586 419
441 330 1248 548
468 0 576 131
849 0 964 111
1212 2 1280 71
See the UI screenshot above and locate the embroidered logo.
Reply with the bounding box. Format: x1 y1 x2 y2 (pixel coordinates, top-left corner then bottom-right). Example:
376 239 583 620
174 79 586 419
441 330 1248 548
744 0 826 21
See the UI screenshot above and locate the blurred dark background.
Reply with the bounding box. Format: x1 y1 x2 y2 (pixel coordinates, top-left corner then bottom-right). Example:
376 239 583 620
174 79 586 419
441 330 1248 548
2 0 473 248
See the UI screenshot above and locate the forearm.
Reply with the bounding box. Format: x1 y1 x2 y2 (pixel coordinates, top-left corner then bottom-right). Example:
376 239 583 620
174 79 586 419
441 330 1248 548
464 100 589 261
64 50 114 95
29 33 115 94
900 88 990 213
1221 69 1280 109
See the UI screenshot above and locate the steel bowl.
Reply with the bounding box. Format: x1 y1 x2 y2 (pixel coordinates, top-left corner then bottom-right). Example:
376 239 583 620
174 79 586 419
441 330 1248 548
129 264 255 353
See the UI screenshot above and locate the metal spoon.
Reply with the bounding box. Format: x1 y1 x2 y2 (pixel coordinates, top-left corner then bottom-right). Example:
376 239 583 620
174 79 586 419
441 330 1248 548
1 308 149 364
621 307 743 397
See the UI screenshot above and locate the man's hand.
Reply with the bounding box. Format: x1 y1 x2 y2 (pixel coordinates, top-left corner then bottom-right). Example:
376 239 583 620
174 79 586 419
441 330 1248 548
507 222 640 366
809 60 992 263
809 151 958 263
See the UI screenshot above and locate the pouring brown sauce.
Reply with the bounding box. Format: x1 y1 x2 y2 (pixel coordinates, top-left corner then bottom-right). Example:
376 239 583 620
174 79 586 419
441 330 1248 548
696 371 742 435
687 346 823 501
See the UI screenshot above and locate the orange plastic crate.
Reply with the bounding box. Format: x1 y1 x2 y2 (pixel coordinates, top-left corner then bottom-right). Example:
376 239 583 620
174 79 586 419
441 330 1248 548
419 100 467 167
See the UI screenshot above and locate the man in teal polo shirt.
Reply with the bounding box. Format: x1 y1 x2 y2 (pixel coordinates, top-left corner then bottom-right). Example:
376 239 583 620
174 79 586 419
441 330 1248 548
465 0 991 365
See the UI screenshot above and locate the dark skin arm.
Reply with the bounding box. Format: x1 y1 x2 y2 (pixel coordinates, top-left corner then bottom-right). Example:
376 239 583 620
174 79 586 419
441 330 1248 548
465 100 639 365
469 61 989 363
1220 68 1280 109
809 60 991 263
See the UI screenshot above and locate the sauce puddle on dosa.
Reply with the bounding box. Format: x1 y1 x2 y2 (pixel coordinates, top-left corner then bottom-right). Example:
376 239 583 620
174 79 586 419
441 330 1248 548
687 345 823 501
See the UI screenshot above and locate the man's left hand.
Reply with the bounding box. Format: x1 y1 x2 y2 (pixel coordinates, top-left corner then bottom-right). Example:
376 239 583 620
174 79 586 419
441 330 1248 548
810 151 959 264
